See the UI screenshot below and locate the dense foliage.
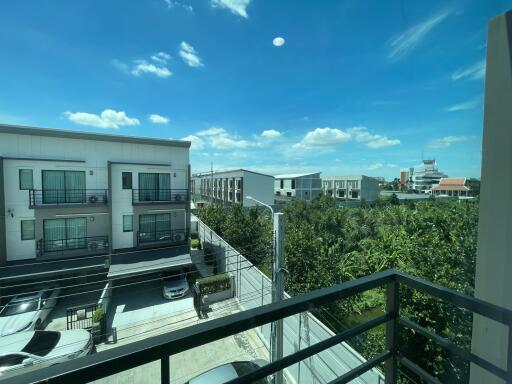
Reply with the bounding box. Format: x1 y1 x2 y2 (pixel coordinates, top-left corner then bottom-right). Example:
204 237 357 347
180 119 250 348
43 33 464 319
195 195 479 383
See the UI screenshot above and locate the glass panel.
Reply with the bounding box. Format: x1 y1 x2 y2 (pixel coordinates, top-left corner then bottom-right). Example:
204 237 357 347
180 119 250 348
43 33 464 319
65 171 86 203
123 215 133 232
19 169 33 190
139 173 158 201
155 214 171 240
139 214 155 242
122 172 132 189
159 173 171 201
21 220 35 240
42 171 65 204
43 219 66 251
66 218 87 249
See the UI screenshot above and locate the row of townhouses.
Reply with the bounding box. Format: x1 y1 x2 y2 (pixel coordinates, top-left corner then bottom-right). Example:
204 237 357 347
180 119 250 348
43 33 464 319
0 125 192 286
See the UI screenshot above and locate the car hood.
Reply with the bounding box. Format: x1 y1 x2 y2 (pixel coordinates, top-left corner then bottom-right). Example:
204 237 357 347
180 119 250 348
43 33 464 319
163 280 188 291
0 312 36 336
48 329 91 358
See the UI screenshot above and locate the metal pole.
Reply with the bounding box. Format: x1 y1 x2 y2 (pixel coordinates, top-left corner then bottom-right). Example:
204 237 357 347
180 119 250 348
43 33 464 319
385 278 399 384
271 212 285 384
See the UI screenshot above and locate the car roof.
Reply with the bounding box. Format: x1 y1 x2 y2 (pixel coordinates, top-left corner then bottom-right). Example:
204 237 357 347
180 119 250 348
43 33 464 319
0 332 34 354
188 362 239 384
11 292 41 302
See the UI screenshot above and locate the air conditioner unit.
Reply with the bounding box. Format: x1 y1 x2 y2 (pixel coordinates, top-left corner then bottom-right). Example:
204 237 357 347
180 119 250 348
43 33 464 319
174 233 186 242
89 195 98 203
174 194 182 201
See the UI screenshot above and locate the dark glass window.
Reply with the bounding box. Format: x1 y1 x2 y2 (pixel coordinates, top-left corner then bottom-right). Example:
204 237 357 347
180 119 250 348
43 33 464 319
123 215 133 232
19 169 33 190
122 172 132 189
291 179 295 189
21 220 35 240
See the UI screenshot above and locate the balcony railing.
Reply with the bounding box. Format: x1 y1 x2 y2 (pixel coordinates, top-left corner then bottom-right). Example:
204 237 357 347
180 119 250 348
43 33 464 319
36 236 109 258
4 269 512 384
29 189 108 208
132 189 189 204
137 229 187 245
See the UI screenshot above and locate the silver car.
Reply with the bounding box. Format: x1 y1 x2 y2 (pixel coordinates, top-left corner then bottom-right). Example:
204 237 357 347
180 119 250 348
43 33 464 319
186 360 270 384
162 272 189 300
0 330 92 379
0 286 60 336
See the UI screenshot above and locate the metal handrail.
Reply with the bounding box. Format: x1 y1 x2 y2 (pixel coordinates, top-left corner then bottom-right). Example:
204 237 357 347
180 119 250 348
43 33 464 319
37 235 109 254
137 229 187 245
29 189 108 207
4 270 512 384
132 188 189 204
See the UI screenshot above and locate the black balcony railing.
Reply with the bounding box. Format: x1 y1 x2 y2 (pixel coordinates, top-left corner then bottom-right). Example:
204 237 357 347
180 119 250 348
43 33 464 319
132 189 188 204
37 236 109 257
29 189 108 207
4 270 512 384
137 229 187 245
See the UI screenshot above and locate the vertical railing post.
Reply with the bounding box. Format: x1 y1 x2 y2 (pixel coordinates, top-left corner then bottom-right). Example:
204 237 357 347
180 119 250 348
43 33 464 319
507 323 512 384
161 356 170 384
385 277 399 384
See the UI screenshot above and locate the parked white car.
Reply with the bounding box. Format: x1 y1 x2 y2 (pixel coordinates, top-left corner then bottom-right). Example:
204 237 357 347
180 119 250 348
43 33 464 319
0 286 60 336
185 360 270 384
0 330 92 379
162 272 189 300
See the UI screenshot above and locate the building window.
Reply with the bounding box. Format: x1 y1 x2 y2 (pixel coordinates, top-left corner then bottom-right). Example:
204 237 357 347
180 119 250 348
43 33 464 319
122 172 132 189
19 169 33 190
123 215 133 232
139 173 170 201
43 218 87 251
42 170 86 204
139 213 171 243
351 190 359 199
280 180 284 189
286 192 292 197
276 191 281 196
291 179 295 189
21 220 35 240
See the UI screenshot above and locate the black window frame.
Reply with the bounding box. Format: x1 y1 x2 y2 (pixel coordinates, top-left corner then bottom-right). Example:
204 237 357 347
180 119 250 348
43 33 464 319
19 169 33 190
21 220 35 240
122 172 132 189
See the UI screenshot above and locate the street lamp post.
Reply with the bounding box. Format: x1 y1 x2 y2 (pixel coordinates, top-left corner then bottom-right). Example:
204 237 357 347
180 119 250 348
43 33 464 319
246 196 284 384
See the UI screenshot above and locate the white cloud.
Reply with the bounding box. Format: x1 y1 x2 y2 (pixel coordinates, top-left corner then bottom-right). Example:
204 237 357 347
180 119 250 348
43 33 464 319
197 127 227 136
179 41 203 67
368 163 384 170
164 0 193 12
131 60 172 78
388 11 450 60
451 60 486 81
151 52 171 64
261 129 282 138
211 0 251 18
428 136 471 149
64 109 140 129
293 127 351 149
347 127 400 148
182 135 205 150
273 37 285 47
444 98 480 112
149 114 169 124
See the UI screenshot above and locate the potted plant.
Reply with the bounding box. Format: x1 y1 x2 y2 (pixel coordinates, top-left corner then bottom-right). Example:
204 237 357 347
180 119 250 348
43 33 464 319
92 308 106 343
190 238 200 250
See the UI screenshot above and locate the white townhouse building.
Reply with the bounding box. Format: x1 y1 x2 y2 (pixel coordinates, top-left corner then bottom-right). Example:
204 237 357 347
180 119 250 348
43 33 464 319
322 175 380 202
191 169 274 207
274 172 322 202
0 124 192 285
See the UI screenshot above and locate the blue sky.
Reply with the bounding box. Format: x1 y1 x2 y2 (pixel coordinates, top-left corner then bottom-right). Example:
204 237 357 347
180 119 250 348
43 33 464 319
1 0 511 179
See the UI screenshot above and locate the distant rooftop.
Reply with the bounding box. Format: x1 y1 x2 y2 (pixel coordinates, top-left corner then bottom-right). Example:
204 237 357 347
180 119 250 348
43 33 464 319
192 168 273 178
0 123 191 148
274 172 320 179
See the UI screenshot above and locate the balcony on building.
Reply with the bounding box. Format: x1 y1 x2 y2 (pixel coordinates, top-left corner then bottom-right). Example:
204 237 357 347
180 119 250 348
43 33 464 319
36 235 109 259
136 228 188 248
132 188 188 205
29 189 108 208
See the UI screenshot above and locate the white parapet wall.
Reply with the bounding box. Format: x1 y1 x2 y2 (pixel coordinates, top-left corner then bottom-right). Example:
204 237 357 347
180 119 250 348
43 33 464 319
193 214 383 384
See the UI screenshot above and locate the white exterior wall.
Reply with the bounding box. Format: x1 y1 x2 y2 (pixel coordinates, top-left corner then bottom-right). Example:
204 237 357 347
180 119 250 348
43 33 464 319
0 131 189 261
242 172 275 207
275 173 322 201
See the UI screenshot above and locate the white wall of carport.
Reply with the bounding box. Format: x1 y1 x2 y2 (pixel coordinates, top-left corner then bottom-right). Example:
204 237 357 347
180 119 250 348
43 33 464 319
0 132 189 260
242 172 275 207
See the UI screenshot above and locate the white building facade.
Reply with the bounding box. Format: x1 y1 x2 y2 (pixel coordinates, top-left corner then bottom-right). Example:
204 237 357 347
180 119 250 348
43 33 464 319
322 175 380 202
274 172 322 202
0 125 191 280
191 169 274 207
412 160 448 192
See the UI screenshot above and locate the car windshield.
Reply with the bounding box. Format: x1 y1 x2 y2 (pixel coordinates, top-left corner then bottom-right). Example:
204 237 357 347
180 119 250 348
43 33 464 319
22 331 61 357
1 297 39 316
232 362 267 384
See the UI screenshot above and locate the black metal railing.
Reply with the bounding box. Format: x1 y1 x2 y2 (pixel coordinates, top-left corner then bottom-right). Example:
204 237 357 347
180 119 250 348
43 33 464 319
137 229 187 245
132 189 188 204
37 236 109 257
4 270 512 384
29 189 108 207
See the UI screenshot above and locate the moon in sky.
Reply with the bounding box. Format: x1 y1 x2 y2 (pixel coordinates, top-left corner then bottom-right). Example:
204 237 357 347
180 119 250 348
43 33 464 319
273 37 285 47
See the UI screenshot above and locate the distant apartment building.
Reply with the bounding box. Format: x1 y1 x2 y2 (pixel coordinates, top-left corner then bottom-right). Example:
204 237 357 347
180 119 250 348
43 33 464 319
191 169 274 207
274 172 322 202
412 160 448 192
431 178 472 197
322 175 380 202
0 124 191 284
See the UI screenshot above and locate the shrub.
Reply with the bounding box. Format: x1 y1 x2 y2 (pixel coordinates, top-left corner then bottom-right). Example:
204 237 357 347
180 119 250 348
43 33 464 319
190 232 199 240
197 273 231 295
190 238 200 249
92 308 105 324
